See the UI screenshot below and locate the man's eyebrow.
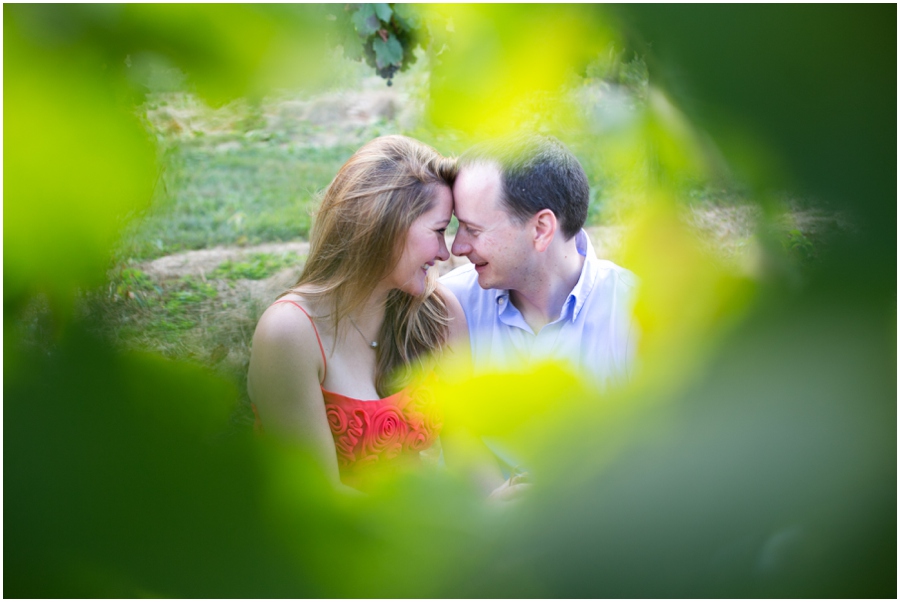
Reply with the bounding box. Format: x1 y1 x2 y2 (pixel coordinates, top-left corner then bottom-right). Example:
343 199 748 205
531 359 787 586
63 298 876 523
455 215 481 229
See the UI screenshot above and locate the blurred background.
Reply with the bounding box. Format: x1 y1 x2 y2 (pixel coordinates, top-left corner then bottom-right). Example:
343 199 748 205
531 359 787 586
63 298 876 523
5 4 895 597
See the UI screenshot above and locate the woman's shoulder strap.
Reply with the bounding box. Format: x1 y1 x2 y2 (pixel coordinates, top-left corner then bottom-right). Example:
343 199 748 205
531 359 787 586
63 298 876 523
271 299 327 380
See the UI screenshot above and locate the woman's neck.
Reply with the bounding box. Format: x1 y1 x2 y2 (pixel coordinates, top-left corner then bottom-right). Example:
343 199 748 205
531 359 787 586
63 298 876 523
346 286 390 333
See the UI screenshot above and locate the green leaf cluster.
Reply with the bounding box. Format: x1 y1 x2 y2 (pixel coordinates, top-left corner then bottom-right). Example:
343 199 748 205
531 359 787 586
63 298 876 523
783 228 816 263
331 3 427 84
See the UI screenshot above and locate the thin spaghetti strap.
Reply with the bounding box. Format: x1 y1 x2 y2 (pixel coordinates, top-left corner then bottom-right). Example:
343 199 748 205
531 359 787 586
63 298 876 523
271 299 327 382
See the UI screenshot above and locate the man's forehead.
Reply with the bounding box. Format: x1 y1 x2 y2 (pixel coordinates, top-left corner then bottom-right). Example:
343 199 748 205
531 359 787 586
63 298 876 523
454 161 502 217
458 161 501 187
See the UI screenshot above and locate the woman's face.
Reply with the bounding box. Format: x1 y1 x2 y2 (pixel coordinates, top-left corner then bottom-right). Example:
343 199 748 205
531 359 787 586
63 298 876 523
386 185 453 296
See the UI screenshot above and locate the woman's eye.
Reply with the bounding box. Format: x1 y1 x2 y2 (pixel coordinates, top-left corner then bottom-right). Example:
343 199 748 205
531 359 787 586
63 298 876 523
436 228 446 235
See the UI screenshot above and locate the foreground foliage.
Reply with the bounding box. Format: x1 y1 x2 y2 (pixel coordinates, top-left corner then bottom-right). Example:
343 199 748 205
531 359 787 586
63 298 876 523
5 4 895 598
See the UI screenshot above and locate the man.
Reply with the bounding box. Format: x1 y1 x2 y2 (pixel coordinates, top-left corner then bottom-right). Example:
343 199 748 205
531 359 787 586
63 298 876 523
441 135 638 389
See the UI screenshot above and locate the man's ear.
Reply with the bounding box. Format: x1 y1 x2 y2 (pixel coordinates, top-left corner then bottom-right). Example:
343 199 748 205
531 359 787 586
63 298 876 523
532 209 557 252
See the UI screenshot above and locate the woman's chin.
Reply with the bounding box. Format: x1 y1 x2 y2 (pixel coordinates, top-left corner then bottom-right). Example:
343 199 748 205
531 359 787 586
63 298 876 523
399 274 427 297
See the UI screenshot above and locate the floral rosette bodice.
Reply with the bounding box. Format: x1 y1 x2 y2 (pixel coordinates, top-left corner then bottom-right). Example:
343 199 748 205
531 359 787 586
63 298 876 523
322 384 443 478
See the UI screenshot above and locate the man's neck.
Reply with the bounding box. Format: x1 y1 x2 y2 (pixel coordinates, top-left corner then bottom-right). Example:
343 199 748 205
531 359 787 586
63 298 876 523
509 237 585 334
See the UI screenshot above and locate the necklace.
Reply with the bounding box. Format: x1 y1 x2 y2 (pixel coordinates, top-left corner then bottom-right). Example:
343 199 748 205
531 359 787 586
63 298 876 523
349 317 378 348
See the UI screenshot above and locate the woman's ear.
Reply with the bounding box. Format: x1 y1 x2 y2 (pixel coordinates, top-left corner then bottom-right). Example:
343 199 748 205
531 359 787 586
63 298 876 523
532 209 557 252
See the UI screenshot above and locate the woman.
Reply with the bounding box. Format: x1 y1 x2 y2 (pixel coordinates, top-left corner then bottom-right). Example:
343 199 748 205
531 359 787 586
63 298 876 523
248 135 476 492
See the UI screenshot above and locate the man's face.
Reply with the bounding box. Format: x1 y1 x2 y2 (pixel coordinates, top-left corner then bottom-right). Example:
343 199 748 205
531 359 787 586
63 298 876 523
451 162 534 291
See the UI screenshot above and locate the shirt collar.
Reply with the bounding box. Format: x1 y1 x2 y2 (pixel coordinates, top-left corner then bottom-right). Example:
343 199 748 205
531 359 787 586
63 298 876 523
563 229 599 323
494 288 531 331
494 229 600 324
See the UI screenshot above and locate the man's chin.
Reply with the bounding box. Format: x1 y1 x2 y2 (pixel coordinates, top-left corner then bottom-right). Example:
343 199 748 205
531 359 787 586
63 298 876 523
473 263 498 290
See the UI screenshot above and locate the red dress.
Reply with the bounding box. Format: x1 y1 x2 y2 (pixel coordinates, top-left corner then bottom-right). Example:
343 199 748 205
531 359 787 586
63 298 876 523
252 300 442 486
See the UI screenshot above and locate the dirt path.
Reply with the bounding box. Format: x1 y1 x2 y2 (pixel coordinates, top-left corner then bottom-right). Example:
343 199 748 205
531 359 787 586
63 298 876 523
140 226 625 282
141 241 311 280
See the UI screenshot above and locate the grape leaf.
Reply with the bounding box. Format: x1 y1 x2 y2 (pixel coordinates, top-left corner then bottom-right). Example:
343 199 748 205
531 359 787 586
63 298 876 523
341 35 364 61
372 33 403 69
373 3 392 22
356 3 375 19
365 14 381 33
393 3 420 30
334 13 364 60
351 4 380 36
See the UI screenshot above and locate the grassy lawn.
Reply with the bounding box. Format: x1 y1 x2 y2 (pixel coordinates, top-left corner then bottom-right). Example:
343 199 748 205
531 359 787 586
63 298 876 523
118 141 367 261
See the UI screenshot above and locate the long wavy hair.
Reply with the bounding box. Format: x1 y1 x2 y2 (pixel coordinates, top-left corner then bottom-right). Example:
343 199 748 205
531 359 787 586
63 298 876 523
284 135 457 396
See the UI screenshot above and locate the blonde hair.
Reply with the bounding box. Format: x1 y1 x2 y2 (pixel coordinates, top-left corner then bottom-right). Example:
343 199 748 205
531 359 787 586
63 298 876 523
286 135 457 396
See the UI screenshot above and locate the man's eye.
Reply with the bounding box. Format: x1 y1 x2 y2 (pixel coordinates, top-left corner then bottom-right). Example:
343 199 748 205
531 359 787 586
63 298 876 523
436 228 446 235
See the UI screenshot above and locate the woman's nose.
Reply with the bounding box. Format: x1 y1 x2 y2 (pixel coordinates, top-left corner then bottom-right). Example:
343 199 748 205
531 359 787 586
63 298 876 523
437 236 450 262
450 233 470 257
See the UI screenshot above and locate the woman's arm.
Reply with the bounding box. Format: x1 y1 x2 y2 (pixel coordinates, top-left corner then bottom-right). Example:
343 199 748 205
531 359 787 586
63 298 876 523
247 302 348 491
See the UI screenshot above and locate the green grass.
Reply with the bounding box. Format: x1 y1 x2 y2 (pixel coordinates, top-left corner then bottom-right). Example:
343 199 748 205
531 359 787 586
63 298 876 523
89 259 273 429
210 251 304 281
112 267 219 334
117 142 360 261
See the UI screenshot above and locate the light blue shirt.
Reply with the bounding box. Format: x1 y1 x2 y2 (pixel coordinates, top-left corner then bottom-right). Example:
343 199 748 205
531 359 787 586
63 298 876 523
441 229 639 390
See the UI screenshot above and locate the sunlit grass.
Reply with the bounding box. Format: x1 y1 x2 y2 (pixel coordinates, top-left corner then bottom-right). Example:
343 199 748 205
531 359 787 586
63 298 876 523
117 141 352 260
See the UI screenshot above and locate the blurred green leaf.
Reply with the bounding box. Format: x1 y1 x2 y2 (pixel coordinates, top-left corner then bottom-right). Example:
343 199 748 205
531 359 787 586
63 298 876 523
425 5 618 135
372 33 403 69
373 3 393 22
4 11 156 315
615 4 896 255
351 4 380 37
392 3 419 30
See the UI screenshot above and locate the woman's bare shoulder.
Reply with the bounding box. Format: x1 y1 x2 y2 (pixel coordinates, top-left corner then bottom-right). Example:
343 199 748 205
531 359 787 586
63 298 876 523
255 296 314 340
247 295 330 444
250 295 325 383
